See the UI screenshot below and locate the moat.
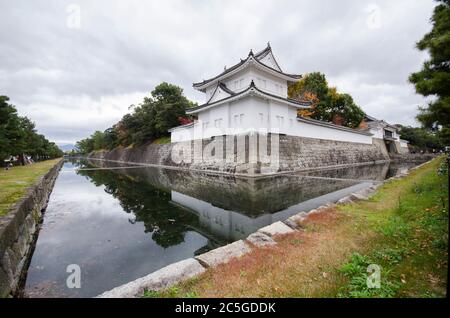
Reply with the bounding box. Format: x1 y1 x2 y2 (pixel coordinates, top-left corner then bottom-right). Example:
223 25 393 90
23 159 418 297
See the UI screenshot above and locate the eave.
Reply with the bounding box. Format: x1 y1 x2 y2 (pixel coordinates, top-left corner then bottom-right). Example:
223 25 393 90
187 81 310 115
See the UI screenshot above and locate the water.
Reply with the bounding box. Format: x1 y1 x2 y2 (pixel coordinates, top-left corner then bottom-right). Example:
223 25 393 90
23 159 418 297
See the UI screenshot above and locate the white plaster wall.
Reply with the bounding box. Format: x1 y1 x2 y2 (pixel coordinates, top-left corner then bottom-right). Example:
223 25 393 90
369 127 384 139
230 97 269 131
268 100 296 134
248 68 288 98
203 65 288 102
171 126 193 142
172 95 372 144
222 69 253 94
292 120 373 144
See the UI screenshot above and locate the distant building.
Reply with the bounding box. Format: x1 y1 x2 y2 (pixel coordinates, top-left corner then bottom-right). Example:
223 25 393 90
360 115 409 154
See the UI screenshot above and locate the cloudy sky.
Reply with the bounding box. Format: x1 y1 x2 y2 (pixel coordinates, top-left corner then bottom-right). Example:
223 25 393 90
0 0 436 145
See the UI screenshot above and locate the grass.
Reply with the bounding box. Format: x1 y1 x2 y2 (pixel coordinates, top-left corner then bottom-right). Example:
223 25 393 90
143 156 448 298
0 159 61 216
152 136 171 144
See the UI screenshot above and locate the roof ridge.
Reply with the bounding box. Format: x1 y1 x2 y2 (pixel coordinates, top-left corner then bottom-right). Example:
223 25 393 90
254 43 271 58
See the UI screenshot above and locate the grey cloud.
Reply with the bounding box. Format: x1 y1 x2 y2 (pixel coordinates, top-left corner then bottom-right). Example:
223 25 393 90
0 0 436 144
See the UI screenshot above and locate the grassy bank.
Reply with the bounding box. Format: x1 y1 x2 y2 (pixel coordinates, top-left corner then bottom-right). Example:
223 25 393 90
0 159 61 217
144 156 448 298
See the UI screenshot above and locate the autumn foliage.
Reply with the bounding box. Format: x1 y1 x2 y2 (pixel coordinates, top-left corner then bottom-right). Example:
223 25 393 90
289 72 365 129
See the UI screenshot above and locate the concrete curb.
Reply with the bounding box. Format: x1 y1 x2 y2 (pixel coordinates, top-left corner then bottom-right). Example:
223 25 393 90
195 240 251 268
97 258 206 298
258 221 296 236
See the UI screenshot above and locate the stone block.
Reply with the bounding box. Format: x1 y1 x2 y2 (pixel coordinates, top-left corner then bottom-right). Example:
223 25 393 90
258 221 295 237
349 192 368 201
285 212 308 229
337 196 353 204
246 232 276 247
195 240 251 268
354 187 377 199
97 258 205 298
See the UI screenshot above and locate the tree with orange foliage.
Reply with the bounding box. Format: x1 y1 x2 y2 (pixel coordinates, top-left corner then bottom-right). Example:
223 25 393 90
289 72 364 128
297 91 318 118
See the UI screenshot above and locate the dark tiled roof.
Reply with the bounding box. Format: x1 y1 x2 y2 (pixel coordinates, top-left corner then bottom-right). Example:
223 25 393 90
203 82 236 105
187 80 310 114
193 44 301 89
296 116 373 136
219 82 236 96
364 114 379 122
364 113 398 130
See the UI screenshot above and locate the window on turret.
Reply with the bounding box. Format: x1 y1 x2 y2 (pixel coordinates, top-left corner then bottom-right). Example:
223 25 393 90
214 118 222 128
257 78 267 89
276 115 284 126
274 84 283 93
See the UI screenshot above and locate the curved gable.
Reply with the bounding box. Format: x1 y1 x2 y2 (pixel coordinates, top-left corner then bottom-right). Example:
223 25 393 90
206 83 234 104
256 49 282 72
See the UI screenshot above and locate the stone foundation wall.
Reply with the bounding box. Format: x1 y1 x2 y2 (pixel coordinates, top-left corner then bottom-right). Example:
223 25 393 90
276 135 389 172
0 160 63 297
390 153 437 162
89 143 174 166
88 134 390 176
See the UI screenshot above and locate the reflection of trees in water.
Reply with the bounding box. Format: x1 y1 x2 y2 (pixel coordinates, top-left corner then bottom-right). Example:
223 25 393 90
76 166 201 249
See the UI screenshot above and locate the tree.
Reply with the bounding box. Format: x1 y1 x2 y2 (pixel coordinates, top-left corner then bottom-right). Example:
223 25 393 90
321 90 365 128
116 82 196 146
91 130 107 150
396 124 443 151
289 73 365 128
0 96 22 160
75 137 94 154
74 82 198 153
0 95 63 162
409 0 450 144
103 127 119 150
288 72 329 102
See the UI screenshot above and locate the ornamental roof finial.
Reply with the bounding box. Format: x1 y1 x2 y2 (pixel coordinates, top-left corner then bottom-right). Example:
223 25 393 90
248 49 254 57
267 41 271 48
